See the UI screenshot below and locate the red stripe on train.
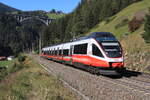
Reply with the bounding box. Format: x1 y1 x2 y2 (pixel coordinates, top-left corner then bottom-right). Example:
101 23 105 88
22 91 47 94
41 54 123 68
72 55 109 68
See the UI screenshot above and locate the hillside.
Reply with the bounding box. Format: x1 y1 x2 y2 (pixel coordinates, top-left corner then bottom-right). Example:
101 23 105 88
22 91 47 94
43 0 140 45
47 13 65 19
88 0 150 73
88 0 150 37
0 2 19 13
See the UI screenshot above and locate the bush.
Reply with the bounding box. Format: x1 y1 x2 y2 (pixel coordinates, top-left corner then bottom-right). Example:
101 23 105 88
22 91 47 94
143 8 150 43
0 63 25 81
8 63 24 73
0 55 26 81
18 55 26 63
0 67 8 81
128 17 143 32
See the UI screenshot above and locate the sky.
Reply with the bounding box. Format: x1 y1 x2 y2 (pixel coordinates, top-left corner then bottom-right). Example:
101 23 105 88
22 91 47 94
0 0 81 13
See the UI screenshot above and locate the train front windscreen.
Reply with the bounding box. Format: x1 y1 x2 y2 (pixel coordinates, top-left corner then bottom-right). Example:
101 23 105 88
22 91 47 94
101 42 122 58
95 34 122 58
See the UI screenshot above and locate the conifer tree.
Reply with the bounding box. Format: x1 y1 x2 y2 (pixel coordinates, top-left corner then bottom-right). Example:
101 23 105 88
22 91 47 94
144 8 150 43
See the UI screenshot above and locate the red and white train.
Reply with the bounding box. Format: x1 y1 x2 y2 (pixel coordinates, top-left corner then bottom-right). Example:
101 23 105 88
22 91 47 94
41 32 125 75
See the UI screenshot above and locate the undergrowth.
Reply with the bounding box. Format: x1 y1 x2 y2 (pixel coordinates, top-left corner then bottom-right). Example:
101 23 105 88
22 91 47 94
0 55 76 100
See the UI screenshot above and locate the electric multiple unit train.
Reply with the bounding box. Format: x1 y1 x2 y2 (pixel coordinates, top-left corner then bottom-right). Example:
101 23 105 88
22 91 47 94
41 32 124 75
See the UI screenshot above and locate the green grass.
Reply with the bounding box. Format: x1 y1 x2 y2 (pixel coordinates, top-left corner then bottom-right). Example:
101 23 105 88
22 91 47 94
0 56 25 82
0 60 14 68
47 13 65 19
87 0 150 38
0 56 76 100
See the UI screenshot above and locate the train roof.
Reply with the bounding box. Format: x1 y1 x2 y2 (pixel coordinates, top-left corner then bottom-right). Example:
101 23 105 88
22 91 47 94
88 32 115 38
72 32 117 42
42 32 118 50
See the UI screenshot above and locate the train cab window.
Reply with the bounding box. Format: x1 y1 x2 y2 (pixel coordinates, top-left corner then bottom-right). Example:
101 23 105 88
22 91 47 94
74 43 87 54
92 44 104 58
63 49 69 56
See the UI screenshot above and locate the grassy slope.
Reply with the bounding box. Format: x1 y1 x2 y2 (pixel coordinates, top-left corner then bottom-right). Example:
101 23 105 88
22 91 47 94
0 60 14 68
88 0 150 37
47 13 65 19
0 56 76 100
88 0 150 72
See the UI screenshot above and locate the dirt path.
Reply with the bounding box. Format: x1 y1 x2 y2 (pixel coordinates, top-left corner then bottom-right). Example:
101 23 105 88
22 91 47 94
32 55 150 100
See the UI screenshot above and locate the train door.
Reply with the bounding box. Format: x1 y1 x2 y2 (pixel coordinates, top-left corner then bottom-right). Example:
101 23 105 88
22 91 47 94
91 43 106 67
57 47 59 60
69 45 74 65
92 44 104 58
87 43 93 66
58 47 63 61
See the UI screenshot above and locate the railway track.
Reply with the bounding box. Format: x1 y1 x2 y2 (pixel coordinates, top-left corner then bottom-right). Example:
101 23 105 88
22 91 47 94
32 54 150 100
101 76 150 95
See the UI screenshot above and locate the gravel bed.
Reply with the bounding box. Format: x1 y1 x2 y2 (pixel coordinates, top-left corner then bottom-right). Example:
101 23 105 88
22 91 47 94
33 55 150 100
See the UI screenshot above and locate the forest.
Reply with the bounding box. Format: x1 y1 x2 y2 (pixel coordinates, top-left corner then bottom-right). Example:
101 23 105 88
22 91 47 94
1 0 149 56
42 0 143 46
0 12 45 56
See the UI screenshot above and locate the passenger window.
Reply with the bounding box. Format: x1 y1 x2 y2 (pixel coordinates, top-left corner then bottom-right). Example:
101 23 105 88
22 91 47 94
74 43 87 54
59 50 62 55
92 44 104 57
55 50 57 55
63 49 69 56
